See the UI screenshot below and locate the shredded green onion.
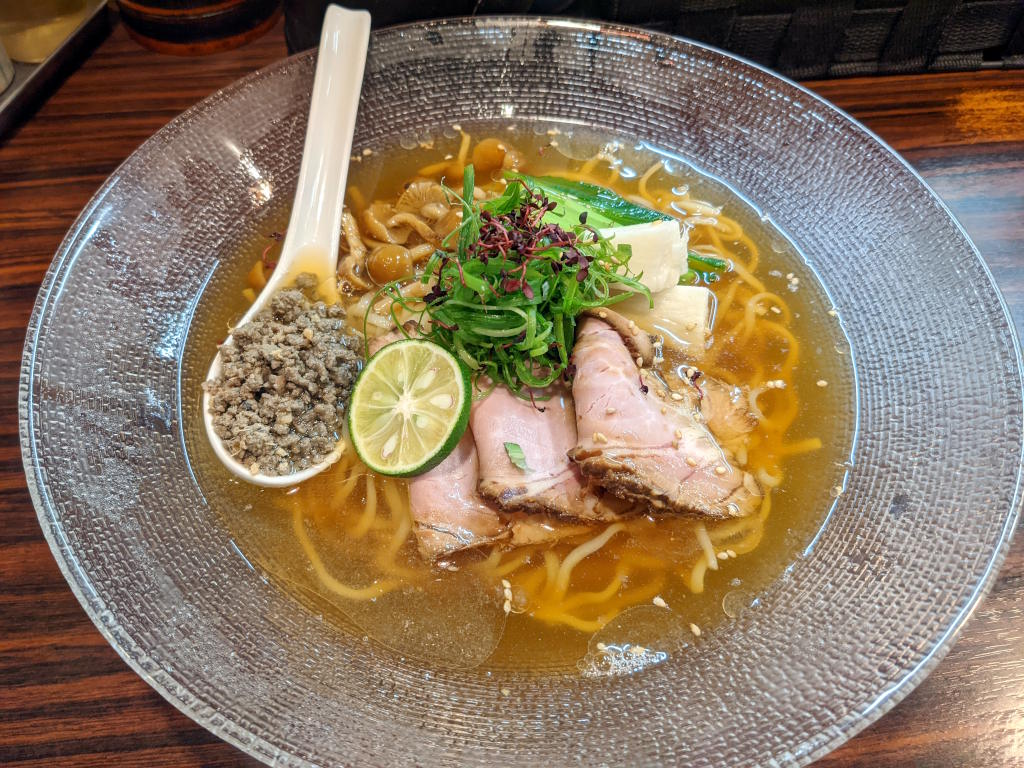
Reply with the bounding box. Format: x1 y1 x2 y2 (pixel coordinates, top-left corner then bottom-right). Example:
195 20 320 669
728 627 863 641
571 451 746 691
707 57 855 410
372 165 652 397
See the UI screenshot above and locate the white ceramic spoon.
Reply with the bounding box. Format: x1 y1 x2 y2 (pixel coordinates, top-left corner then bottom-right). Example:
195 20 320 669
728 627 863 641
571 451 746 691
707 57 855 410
203 5 370 487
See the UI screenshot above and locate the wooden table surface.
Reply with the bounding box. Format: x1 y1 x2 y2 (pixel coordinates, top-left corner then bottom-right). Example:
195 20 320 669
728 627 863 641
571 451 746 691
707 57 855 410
1 18 1022 768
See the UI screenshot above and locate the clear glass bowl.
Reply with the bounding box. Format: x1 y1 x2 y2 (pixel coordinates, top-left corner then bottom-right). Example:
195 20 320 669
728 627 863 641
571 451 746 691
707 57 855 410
19 17 1023 767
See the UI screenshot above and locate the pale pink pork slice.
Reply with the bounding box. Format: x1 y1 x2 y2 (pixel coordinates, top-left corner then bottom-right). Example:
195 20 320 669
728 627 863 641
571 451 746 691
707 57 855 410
407 431 508 559
366 327 507 559
471 384 625 522
568 317 761 519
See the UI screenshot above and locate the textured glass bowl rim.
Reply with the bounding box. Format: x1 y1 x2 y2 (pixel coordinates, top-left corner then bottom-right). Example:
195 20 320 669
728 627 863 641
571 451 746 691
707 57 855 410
19 16 1024 767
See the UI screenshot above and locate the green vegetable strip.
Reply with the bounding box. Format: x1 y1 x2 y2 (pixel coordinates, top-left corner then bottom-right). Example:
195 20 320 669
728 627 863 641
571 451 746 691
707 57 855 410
507 172 673 228
687 251 729 272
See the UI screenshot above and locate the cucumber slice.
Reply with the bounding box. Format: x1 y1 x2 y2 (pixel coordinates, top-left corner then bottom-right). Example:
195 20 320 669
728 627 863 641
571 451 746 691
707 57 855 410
508 172 673 228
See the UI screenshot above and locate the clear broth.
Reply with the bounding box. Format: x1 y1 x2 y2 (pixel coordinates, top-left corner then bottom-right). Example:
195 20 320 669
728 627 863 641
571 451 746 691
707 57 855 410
183 124 856 675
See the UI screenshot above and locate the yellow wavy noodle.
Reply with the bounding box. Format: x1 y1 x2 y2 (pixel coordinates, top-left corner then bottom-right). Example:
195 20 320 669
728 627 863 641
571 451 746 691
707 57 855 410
265 137 821 637
456 130 471 166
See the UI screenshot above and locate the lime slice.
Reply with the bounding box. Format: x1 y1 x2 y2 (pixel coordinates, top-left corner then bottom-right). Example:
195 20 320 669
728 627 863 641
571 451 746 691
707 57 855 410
348 339 471 477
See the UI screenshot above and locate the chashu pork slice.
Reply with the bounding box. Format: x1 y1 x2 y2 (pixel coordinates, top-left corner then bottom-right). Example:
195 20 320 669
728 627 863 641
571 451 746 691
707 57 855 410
471 384 625 522
505 513 595 547
672 371 758 446
407 430 508 559
700 377 757 444
568 317 762 519
368 328 507 559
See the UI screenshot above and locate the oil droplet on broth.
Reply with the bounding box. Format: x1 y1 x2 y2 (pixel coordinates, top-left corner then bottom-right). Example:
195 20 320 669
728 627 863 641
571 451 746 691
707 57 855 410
722 589 752 619
579 606 690 678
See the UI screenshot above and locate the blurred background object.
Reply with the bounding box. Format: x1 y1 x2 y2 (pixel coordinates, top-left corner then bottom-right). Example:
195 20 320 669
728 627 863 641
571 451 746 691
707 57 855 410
0 39 13 94
115 0 281 55
284 0 1024 78
0 0 98 64
0 1 110 141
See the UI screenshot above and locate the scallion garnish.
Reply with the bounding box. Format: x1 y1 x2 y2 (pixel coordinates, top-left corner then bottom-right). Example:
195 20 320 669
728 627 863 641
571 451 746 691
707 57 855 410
374 165 651 397
681 250 729 285
504 442 530 471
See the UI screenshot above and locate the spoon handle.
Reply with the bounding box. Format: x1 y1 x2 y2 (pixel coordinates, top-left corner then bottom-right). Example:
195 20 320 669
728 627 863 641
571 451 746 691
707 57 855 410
263 6 371 304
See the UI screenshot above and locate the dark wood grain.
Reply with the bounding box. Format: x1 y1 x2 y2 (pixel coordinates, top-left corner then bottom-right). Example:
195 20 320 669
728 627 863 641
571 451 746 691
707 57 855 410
1 20 1021 768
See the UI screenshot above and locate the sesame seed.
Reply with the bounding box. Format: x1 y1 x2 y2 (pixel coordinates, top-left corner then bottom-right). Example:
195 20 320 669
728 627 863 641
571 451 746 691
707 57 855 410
661 406 668 414
452 123 462 131
685 456 698 467
690 623 701 637
652 596 668 608
674 429 683 440
726 549 737 558
685 367 696 378
596 642 608 652
628 320 638 331
717 551 728 560
549 140 559 147
362 148 373 156
817 379 828 387
671 392 684 401
598 310 608 319
715 465 727 475
606 407 617 415
671 440 680 449
636 356 644 367
593 431 608 444
827 309 838 317
786 272 794 280
833 485 844 497
444 153 454 160
501 578 511 589
503 599 512 614
770 306 782 314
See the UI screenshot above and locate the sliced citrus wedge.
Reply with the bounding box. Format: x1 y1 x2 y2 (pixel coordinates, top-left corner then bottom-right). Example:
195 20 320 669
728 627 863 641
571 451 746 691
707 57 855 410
347 339 471 477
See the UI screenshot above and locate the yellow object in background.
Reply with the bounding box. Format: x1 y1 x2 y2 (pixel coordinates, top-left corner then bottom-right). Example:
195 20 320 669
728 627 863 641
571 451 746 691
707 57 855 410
0 0 96 64
0 38 13 93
